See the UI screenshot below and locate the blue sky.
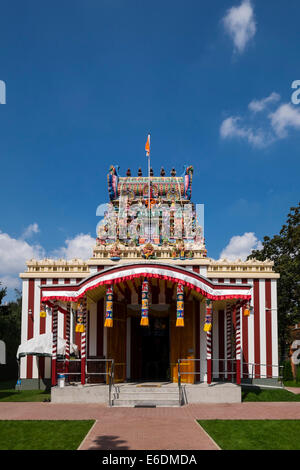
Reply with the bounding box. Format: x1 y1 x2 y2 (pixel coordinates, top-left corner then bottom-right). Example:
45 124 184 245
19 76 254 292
0 0 299 298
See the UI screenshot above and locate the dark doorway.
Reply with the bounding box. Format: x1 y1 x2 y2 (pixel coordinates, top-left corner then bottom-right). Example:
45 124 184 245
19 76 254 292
130 315 170 381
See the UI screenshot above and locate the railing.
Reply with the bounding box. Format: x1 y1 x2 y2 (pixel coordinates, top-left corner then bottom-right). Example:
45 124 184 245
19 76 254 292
177 358 284 405
56 358 115 406
178 358 202 406
241 362 284 387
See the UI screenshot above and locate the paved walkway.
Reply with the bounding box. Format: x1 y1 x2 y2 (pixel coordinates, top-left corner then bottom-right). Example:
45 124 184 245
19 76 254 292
1 403 300 450
285 387 300 394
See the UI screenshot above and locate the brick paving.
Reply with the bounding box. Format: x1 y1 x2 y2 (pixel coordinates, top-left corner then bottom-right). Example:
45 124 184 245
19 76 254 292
0 402 300 450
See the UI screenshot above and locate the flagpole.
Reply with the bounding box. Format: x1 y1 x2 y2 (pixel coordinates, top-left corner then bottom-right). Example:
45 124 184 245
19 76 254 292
148 135 151 242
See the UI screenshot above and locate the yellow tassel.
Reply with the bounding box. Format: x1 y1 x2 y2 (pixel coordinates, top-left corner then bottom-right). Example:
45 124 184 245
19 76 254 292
104 318 113 328
203 323 212 332
244 308 250 317
176 318 184 327
140 317 149 326
75 324 85 333
40 311 46 318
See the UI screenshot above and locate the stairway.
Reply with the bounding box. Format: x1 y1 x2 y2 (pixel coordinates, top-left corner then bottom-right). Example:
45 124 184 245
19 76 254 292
112 382 180 407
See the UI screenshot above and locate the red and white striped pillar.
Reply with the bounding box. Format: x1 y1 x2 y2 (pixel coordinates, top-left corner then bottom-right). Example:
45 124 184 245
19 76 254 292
51 301 58 386
65 302 71 376
235 302 241 385
81 296 87 385
226 303 232 382
206 301 212 385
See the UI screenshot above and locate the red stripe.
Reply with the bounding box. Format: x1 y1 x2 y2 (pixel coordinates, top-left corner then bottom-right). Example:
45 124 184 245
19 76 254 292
193 266 199 273
242 304 249 378
40 279 46 335
254 280 260 378
27 279 34 340
242 279 248 284
265 280 272 378
230 279 236 284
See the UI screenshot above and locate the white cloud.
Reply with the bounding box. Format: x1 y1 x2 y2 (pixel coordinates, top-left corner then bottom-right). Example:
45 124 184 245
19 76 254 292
0 227 96 295
269 103 300 138
0 229 45 291
220 116 270 148
21 222 40 240
52 233 95 260
223 0 256 53
220 232 262 261
220 90 300 148
0 231 45 275
248 92 281 113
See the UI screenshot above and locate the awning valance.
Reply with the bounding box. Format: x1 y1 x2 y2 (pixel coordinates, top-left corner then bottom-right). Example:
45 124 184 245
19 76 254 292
41 262 252 303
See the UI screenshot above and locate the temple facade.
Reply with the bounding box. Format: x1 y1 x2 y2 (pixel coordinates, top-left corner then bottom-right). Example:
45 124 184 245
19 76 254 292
18 165 280 401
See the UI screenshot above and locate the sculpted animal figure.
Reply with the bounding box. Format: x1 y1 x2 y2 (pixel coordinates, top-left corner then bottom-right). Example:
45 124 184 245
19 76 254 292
107 165 119 201
182 165 193 200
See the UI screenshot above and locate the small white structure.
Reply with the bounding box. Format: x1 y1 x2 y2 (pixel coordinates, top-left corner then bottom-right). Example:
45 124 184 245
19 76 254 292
0 340 6 365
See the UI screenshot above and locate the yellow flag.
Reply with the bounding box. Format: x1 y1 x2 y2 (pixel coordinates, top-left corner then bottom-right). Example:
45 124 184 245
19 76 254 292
145 134 150 156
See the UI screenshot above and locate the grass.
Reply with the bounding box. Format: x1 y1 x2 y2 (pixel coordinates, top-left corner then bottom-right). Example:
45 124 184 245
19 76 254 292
242 386 300 402
0 420 95 450
198 420 300 450
283 380 300 387
0 380 51 402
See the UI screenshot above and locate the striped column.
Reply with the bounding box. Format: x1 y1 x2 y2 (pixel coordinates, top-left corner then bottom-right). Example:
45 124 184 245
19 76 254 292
235 302 241 385
206 304 212 385
226 303 232 381
65 302 71 376
81 296 87 385
51 301 58 386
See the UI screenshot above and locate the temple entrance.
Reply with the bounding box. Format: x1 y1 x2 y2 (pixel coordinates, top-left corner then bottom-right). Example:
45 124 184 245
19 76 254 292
130 314 170 381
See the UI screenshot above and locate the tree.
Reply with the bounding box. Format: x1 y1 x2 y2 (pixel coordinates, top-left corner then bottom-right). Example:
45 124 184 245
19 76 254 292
248 203 300 361
0 285 22 380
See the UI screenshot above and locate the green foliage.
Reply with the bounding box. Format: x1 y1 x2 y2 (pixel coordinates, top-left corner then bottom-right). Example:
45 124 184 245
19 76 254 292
242 385 300 402
198 420 300 450
296 365 300 384
282 360 294 382
248 203 300 358
0 284 22 380
0 420 95 450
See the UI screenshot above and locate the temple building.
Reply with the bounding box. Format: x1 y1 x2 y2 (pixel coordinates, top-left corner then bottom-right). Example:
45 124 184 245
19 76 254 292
18 165 280 405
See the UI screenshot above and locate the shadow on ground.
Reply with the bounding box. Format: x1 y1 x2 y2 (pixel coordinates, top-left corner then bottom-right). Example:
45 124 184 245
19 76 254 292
88 435 130 450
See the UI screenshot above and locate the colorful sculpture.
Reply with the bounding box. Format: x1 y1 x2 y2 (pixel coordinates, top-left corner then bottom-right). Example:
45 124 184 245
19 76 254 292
183 165 193 200
107 165 119 201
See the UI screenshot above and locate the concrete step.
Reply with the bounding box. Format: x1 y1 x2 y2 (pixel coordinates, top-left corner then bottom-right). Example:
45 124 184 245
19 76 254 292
114 393 178 400
113 399 180 407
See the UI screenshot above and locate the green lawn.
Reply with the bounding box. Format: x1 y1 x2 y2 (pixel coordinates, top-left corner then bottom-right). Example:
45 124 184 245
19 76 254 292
0 420 95 450
242 386 300 402
198 420 300 450
0 381 51 402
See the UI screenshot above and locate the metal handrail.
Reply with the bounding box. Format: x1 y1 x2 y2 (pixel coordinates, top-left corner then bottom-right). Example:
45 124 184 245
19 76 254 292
56 357 115 406
241 362 284 386
177 358 283 392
